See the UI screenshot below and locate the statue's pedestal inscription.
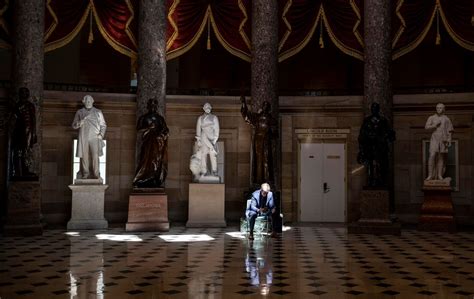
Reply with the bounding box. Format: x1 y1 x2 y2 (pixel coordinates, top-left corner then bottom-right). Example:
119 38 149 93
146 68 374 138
126 188 169 231
187 183 226 227
4 181 43 236
68 180 108 230
348 189 401 235
419 182 455 232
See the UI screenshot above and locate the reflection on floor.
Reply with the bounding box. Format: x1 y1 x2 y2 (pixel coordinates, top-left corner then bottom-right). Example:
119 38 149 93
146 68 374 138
1 226 474 298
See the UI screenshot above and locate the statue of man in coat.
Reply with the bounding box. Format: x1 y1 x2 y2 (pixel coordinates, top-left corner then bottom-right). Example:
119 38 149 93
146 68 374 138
72 95 107 181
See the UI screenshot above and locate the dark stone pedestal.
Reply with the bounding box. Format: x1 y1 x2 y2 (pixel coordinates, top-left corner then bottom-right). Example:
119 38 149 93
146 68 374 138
4 181 43 236
126 188 169 232
348 189 401 235
419 183 455 232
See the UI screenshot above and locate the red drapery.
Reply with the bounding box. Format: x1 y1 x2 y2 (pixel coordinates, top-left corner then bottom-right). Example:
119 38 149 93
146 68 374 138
1 0 474 62
166 0 251 61
0 0 11 48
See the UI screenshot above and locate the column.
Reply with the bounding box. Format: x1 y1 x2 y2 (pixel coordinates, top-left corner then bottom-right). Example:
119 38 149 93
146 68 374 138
363 0 392 119
251 0 280 189
137 0 167 117
5 0 45 235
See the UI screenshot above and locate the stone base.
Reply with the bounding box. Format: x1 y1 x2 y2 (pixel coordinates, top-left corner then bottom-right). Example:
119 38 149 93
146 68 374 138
126 190 169 232
419 183 455 232
67 183 108 230
348 189 400 235
196 175 220 184
73 178 104 185
187 183 226 227
4 181 43 236
67 220 108 230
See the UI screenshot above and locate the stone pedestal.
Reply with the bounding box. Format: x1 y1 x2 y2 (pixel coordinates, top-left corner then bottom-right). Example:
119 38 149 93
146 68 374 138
4 181 43 236
67 180 108 230
419 181 455 232
187 183 226 227
348 189 401 235
126 188 169 231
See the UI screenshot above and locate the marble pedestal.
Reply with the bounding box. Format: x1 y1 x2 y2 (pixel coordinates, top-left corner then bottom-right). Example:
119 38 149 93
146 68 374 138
348 189 401 235
187 183 226 227
67 179 108 230
4 180 43 236
126 188 169 231
419 180 455 232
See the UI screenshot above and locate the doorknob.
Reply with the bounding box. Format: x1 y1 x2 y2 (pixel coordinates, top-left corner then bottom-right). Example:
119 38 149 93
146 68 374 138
323 182 330 193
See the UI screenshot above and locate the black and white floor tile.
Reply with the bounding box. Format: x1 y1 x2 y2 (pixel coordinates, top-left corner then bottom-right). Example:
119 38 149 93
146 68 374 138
1 226 474 298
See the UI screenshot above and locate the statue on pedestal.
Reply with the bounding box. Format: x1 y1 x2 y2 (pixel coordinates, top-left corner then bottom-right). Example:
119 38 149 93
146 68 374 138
240 96 277 185
10 87 37 178
133 99 169 188
424 103 453 181
357 102 396 187
190 103 220 183
72 95 107 180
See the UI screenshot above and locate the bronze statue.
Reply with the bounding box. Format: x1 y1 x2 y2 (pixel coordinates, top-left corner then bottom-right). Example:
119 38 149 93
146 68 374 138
357 102 396 187
10 87 37 178
133 99 169 188
241 96 277 185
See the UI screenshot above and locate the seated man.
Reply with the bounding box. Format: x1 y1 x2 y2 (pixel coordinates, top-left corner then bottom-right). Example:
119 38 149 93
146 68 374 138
246 183 278 240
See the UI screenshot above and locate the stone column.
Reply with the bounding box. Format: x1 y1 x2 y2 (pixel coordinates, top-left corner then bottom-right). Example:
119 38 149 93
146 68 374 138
5 0 45 235
251 0 280 189
137 0 167 117
363 0 392 120
12 0 44 173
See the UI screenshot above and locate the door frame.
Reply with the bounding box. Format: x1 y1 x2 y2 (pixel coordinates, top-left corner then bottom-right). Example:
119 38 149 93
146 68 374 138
296 129 349 223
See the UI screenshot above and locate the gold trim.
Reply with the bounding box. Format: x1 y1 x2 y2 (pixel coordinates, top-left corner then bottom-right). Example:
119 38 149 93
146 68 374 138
91 1 137 58
392 0 405 49
438 0 474 51
44 3 91 52
44 0 58 42
320 5 363 60
278 3 321 62
209 6 251 62
278 0 292 52
349 0 363 47
0 0 9 36
167 5 210 61
166 0 180 51
392 2 437 60
238 0 251 51
125 0 137 49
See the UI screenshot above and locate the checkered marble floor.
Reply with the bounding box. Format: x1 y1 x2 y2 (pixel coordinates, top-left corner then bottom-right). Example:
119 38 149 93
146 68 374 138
1 226 474 298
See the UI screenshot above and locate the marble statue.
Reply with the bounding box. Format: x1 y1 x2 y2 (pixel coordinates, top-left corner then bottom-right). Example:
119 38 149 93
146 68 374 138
190 102 220 182
241 96 277 185
357 102 396 187
10 87 37 178
425 103 453 181
133 99 169 188
72 95 107 180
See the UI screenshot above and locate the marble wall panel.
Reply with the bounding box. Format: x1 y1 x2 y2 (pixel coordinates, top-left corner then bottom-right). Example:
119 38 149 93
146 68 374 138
1 90 473 226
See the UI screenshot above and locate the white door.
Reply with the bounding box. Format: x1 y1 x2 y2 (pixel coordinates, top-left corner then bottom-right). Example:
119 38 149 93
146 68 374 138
300 143 323 222
300 142 346 222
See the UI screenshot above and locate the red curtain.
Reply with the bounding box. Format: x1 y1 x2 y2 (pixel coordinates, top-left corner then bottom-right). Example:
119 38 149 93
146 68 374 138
278 0 321 62
166 0 209 59
44 0 90 52
391 0 437 59
322 0 363 60
2 0 474 61
210 0 251 61
0 0 12 48
92 0 137 58
439 0 474 51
